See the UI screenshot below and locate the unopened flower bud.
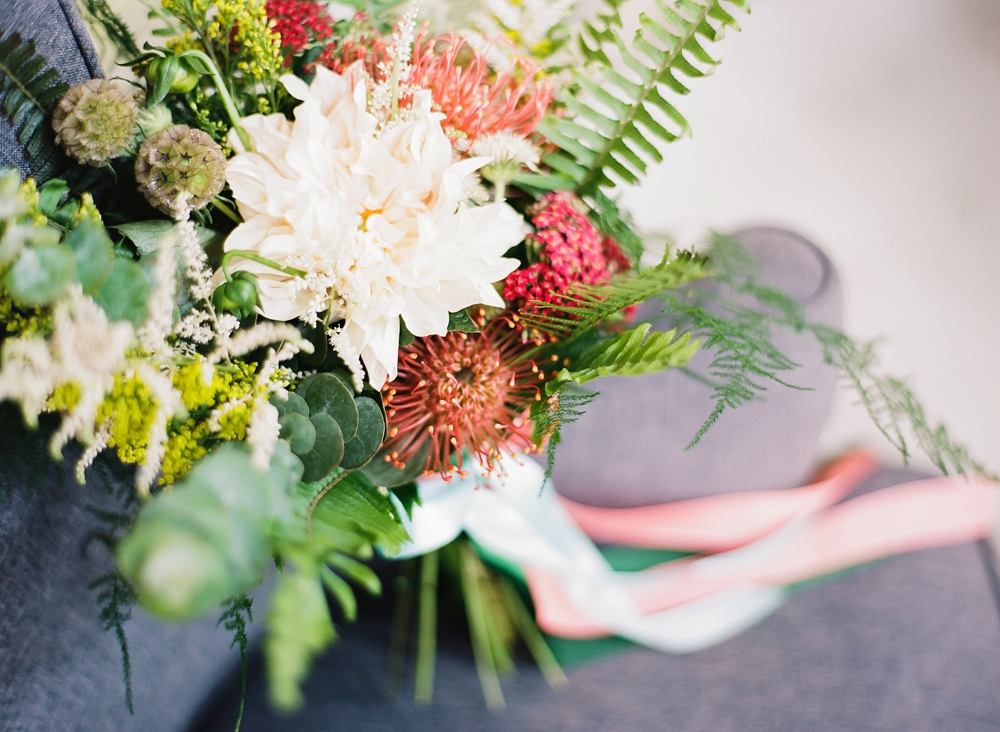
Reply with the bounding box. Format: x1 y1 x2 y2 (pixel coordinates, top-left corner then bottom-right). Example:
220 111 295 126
136 103 174 143
135 124 226 214
51 80 139 166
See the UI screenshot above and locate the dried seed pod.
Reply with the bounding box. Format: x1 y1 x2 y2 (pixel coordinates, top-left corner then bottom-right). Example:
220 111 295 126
134 124 226 213
51 80 140 166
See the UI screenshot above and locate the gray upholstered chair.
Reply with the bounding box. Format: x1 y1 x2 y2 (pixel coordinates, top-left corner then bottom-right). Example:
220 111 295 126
2 4 998 731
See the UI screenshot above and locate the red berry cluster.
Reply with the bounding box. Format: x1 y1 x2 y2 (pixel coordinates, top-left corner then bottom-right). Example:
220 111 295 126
266 0 334 64
503 192 631 328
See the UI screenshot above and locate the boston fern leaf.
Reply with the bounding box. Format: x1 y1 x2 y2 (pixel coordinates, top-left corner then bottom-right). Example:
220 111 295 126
521 248 709 337
558 322 700 385
519 0 748 195
0 32 68 182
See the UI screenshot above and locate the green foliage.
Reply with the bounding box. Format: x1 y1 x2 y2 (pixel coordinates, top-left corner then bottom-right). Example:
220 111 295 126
75 0 141 61
521 248 709 337
89 571 137 714
694 233 990 476
809 325 991 478
558 322 700 385
447 309 480 333
531 385 599 480
265 571 336 710
587 188 646 264
0 33 68 182
218 595 253 732
520 0 748 196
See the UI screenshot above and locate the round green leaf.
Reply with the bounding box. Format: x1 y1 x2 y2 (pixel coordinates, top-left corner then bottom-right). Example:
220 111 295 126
94 256 151 327
295 373 319 400
279 412 316 456
297 324 328 368
303 374 358 441
339 397 385 470
300 413 345 483
3 244 77 306
271 392 309 418
65 220 115 295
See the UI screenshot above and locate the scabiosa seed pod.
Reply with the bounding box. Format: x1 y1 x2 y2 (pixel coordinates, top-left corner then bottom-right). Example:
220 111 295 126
51 80 139 166
135 124 226 213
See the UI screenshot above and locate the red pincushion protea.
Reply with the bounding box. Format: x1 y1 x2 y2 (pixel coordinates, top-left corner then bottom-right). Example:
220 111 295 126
381 317 550 479
409 33 553 146
266 0 335 64
504 192 632 328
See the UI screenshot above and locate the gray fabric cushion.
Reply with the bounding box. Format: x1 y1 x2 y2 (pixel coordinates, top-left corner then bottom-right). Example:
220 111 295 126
0 404 249 732
193 468 1000 732
550 228 843 507
0 0 103 179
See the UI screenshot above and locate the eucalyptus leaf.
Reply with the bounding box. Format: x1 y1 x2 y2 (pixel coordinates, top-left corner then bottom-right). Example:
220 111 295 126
303 373 358 442
3 244 76 306
279 412 316 457
65 219 115 295
94 256 151 327
271 392 309 418
300 413 345 484
339 397 385 470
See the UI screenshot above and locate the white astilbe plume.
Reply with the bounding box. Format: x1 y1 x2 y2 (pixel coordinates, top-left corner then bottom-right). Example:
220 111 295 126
174 206 214 302
0 286 133 443
207 322 312 366
173 309 216 345
75 419 111 483
246 399 281 470
370 3 421 130
133 362 184 494
328 325 364 392
137 233 178 359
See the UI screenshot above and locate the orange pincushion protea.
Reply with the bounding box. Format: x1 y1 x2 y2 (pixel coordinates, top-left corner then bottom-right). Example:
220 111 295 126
409 34 553 146
381 316 551 479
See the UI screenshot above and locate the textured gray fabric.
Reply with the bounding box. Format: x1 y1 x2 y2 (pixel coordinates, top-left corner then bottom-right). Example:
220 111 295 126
194 468 1000 732
549 228 844 507
0 0 103 178
0 403 255 732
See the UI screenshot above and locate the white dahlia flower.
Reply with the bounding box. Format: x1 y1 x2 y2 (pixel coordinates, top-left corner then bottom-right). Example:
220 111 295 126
224 65 527 389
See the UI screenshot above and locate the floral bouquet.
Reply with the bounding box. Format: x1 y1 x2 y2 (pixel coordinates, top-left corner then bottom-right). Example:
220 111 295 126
0 0 990 723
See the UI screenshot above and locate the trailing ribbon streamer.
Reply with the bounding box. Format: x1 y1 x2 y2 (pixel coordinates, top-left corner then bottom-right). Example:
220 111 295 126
390 454 997 653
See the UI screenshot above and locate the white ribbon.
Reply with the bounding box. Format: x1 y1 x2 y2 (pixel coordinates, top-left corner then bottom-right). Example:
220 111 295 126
391 454 788 653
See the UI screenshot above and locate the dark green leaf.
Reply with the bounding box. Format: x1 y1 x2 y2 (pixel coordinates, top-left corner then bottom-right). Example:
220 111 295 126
94 256 151 327
389 482 420 521
304 373 359 442
339 397 385 470
300 413 345 483
361 441 429 488
279 412 316 456
447 309 479 333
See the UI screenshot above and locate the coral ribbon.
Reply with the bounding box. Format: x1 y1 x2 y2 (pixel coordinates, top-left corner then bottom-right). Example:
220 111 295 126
394 453 997 652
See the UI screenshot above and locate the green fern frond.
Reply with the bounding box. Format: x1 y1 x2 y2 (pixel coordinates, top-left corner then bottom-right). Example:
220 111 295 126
558 322 700 384
587 188 646 264
75 0 141 61
531 385 599 481
526 0 748 195
0 32 68 182
521 248 709 337
809 325 991 478
218 595 253 732
89 571 136 714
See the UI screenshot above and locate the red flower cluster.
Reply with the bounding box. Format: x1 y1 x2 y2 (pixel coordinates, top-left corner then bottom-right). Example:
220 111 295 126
409 34 553 146
504 192 631 328
381 318 545 479
266 0 334 64
314 15 388 78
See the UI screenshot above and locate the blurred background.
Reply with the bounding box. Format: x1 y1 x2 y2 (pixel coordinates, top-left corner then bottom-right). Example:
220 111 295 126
110 0 1000 474
621 0 1000 473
